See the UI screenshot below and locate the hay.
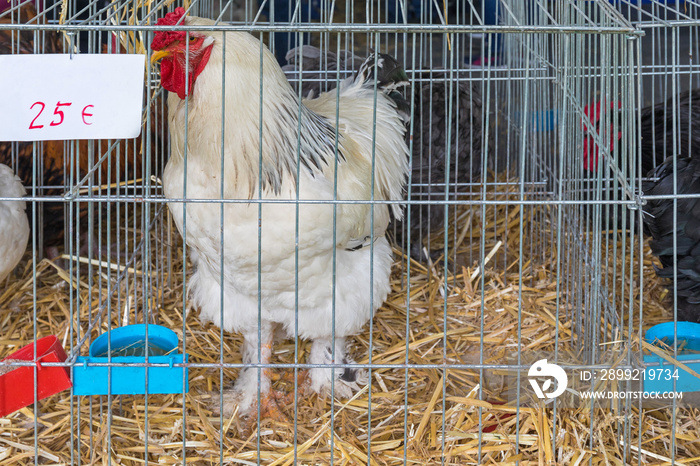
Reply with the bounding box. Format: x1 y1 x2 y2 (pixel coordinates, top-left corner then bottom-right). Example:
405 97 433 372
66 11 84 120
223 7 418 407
0 180 698 466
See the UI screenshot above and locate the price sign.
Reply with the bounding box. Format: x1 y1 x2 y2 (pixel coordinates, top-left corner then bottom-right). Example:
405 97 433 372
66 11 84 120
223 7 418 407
0 54 145 141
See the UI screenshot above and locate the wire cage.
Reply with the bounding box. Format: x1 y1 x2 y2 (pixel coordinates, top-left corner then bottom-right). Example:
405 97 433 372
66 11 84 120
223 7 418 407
613 1 700 464
2 0 692 465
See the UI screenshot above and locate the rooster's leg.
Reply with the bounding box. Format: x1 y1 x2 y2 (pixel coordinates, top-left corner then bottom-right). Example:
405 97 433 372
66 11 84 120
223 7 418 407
218 324 277 418
307 337 366 398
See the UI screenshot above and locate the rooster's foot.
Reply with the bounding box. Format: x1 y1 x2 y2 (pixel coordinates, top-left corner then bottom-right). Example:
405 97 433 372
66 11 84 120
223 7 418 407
213 368 309 422
271 369 309 405
212 367 272 419
308 340 367 398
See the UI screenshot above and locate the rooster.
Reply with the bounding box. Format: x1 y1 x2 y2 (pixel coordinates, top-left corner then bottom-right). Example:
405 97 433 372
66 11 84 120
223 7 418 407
150 8 409 417
283 45 484 260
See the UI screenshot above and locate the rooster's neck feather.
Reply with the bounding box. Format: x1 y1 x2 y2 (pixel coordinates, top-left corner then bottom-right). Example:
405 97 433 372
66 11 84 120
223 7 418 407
173 27 343 196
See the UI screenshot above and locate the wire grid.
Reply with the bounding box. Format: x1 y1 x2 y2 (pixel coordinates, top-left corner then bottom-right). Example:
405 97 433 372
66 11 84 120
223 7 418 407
489 1 641 364
612 1 700 465
0 0 651 464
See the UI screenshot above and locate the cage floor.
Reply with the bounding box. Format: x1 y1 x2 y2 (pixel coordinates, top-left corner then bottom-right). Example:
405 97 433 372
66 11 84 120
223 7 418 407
0 196 696 466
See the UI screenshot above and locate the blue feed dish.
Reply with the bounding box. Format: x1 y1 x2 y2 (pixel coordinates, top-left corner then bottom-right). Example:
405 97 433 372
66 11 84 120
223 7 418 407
72 324 189 396
643 322 700 394
645 322 700 352
90 324 178 357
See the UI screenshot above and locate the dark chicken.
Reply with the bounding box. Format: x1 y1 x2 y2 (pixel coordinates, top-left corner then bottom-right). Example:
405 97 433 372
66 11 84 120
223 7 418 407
584 89 700 178
588 89 700 320
641 92 700 320
0 2 165 255
0 2 66 252
643 156 700 323
283 45 484 261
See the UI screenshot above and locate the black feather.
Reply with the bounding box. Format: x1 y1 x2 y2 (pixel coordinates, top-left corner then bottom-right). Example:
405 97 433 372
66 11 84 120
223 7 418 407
587 89 700 233
640 89 700 175
643 156 700 322
355 52 411 123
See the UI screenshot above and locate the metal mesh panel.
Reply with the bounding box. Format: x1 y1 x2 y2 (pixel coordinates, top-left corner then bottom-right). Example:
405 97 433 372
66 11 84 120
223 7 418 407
0 0 673 465
614 1 700 465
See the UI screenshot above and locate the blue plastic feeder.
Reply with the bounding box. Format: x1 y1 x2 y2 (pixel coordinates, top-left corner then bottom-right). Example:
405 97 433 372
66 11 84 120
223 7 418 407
72 324 188 395
644 322 700 394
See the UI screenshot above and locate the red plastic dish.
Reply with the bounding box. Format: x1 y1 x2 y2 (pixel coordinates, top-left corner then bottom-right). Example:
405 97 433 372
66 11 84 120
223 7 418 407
483 401 515 433
0 335 72 417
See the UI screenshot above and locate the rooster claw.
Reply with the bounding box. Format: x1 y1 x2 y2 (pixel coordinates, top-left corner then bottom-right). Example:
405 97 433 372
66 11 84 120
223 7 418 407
212 370 309 430
251 370 310 422
209 389 242 419
210 389 288 433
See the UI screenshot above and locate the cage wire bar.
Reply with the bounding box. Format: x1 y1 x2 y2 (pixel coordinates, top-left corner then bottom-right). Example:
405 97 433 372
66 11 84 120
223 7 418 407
612 1 700 465
494 10 643 466
496 0 640 362
0 0 668 465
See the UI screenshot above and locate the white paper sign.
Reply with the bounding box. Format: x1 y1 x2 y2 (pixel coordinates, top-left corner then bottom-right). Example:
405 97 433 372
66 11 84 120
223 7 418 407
0 54 145 141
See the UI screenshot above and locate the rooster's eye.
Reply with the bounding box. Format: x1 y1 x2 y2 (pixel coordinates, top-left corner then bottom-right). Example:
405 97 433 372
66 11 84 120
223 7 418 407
188 35 197 43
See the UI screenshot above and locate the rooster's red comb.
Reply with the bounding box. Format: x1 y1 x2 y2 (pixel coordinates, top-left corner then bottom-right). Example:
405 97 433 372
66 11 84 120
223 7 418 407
582 100 622 130
151 7 187 51
158 7 186 26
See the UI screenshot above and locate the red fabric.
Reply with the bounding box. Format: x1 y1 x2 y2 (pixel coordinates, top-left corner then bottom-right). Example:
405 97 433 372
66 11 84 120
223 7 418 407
582 100 623 173
583 136 597 173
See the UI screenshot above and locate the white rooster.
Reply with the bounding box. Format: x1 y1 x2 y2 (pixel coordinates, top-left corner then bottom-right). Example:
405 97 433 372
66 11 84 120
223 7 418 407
151 8 409 417
0 163 28 283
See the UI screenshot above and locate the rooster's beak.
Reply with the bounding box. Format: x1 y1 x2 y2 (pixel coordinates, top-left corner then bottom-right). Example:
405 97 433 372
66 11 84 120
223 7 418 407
151 50 170 64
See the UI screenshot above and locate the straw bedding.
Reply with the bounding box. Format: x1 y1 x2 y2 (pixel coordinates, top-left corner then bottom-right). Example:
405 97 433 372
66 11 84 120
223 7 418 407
0 183 698 466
